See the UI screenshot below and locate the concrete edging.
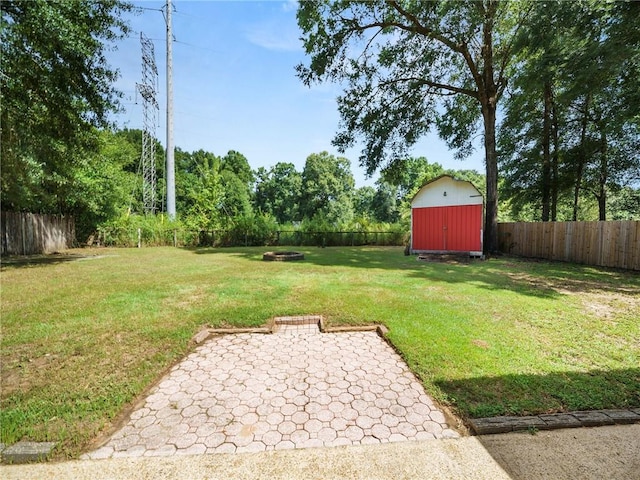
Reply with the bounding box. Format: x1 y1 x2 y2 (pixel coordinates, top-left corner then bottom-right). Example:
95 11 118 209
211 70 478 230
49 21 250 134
1 442 56 464
191 317 389 343
469 408 640 434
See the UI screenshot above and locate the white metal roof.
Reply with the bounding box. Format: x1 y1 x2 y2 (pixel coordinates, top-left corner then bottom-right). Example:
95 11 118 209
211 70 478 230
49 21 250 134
411 175 483 209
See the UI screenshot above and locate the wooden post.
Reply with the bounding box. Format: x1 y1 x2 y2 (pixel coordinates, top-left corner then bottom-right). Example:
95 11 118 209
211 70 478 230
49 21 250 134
20 214 25 255
137 228 141 248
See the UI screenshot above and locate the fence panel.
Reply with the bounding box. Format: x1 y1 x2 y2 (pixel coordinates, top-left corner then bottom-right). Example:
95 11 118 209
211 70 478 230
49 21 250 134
1 212 76 256
498 221 640 271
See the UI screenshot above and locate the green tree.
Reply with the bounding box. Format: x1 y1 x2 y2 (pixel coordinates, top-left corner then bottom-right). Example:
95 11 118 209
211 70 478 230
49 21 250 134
353 186 376 220
297 1 528 253
221 150 254 187
1 0 132 212
254 162 302 224
380 156 445 203
176 149 219 216
220 150 254 219
300 152 355 225
371 182 400 223
70 130 138 239
499 1 640 221
180 150 225 231
497 0 565 221
574 1 640 220
609 186 640 221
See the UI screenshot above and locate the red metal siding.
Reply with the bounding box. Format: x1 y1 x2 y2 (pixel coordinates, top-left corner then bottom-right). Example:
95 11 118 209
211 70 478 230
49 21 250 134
412 204 482 252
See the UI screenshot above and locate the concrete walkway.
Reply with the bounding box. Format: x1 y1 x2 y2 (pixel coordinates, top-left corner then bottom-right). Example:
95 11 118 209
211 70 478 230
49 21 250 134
4 425 639 479
82 321 458 459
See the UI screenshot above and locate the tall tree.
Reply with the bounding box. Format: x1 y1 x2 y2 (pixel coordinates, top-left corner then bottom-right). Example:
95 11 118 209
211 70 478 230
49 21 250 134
498 1 566 221
254 163 302 224
371 182 400 223
1 0 132 212
179 150 225 231
297 1 528 254
176 149 219 215
353 186 376 220
70 130 139 239
499 1 640 221
300 151 355 225
220 150 254 219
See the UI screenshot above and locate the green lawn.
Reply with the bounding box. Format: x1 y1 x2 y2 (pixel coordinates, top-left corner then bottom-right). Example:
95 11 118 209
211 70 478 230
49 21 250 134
1 246 639 458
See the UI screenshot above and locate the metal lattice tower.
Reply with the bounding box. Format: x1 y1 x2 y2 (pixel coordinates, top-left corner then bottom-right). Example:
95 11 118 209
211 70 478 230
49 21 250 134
137 32 159 215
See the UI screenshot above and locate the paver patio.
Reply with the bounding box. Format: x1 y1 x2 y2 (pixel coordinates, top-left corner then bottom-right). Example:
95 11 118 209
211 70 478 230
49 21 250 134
83 322 458 459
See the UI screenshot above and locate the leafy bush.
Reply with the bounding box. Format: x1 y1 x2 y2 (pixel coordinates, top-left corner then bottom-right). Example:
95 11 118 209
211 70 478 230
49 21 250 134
97 214 186 247
225 213 279 246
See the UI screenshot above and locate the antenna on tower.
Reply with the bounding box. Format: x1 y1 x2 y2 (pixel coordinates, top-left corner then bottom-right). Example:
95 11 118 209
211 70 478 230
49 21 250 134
137 32 159 215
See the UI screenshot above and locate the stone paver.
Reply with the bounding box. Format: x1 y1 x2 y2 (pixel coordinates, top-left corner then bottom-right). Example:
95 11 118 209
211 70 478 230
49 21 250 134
1 442 56 464
83 324 457 459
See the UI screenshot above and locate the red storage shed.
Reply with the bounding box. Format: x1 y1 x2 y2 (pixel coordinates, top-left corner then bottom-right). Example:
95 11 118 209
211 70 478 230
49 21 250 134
410 175 484 256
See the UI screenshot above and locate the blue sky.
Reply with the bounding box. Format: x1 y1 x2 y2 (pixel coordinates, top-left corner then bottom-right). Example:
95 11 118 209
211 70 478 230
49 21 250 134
107 0 485 187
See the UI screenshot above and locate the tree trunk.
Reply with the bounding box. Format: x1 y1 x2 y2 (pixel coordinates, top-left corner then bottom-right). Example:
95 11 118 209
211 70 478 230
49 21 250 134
480 4 499 256
573 95 590 221
541 81 552 221
482 104 499 255
598 126 608 221
551 93 559 222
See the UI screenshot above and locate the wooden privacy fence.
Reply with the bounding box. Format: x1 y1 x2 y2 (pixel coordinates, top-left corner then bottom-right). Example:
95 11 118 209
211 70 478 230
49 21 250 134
1 212 76 256
498 221 640 271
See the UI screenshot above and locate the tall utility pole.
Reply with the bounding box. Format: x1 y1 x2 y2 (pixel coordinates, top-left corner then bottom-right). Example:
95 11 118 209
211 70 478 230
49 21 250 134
165 0 176 218
138 33 159 215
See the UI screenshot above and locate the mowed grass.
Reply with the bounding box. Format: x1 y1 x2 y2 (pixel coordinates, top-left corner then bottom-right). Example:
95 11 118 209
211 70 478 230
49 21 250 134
1 246 639 457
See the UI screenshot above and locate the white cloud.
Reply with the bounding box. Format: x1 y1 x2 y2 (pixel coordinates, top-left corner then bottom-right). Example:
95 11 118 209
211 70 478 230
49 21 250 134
245 20 303 52
282 0 299 13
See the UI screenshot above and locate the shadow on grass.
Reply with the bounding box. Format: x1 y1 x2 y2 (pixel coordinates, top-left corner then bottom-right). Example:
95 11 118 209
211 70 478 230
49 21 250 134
0 253 111 270
435 368 640 419
188 246 640 299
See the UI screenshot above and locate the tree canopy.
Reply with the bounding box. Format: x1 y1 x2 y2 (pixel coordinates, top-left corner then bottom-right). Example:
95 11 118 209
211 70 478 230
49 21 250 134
1 0 132 213
2 0 638 243
296 0 529 253
498 1 640 221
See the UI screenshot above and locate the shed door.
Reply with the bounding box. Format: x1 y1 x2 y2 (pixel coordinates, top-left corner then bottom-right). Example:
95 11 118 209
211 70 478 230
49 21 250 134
412 204 482 252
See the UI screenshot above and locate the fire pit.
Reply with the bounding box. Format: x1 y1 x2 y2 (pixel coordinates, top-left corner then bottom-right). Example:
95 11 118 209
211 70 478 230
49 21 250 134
262 251 304 262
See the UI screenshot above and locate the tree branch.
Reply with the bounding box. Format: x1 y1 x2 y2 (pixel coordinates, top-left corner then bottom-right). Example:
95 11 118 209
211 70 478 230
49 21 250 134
385 0 461 52
338 3 481 100
388 0 484 97
496 3 535 96
375 76 478 98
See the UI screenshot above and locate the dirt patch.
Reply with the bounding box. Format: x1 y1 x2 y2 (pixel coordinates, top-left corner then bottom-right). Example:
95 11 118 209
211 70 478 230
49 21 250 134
162 286 209 310
579 292 640 319
506 271 640 319
472 339 490 349
417 253 480 265
0 347 62 397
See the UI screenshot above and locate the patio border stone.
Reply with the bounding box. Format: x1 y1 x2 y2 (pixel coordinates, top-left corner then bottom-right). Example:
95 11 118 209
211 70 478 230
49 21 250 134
1 442 56 464
469 408 640 435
